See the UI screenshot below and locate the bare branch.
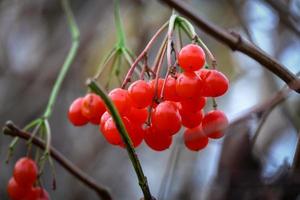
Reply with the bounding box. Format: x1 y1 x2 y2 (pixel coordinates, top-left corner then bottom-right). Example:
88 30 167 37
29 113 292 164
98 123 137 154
160 0 300 93
2 121 113 200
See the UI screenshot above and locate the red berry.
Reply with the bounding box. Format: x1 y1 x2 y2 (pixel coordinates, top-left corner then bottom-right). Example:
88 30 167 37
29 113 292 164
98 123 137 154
101 117 125 145
202 110 228 139
176 72 203 99
164 75 180 101
151 101 181 135
197 69 229 97
99 111 111 132
125 107 148 125
7 177 30 200
144 126 172 151
23 187 49 200
108 88 132 115
13 157 38 187
180 96 206 112
81 93 106 124
68 98 89 126
179 108 203 129
149 78 164 99
128 80 154 108
120 122 144 148
184 125 209 151
178 44 205 72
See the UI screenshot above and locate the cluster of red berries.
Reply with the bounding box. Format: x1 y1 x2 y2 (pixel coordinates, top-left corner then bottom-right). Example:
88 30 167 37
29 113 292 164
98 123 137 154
7 157 49 200
68 44 229 151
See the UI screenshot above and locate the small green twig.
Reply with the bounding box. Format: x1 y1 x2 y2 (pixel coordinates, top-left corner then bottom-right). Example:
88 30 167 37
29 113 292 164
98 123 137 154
87 79 153 200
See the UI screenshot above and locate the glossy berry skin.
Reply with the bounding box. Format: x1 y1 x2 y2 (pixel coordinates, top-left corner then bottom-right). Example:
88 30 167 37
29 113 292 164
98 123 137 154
81 93 106 124
164 76 180 102
23 187 49 200
176 72 203 99
128 80 154 108
180 96 206 112
178 44 205 72
202 110 228 139
197 69 229 97
108 88 131 116
151 101 181 135
99 111 111 132
7 177 29 200
125 107 148 125
149 78 164 99
120 122 144 148
184 125 209 151
68 98 89 126
101 117 125 145
144 126 172 151
179 108 203 129
13 157 38 187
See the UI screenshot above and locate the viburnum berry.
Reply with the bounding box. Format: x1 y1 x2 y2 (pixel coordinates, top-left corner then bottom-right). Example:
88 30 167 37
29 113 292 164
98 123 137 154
108 88 132 115
13 157 38 187
68 97 89 126
99 111 111 132
202 110 228 139
149 78 164 99
144 126 172 151
23 187 49 200
81 93 106 124
176 72 203 99
125 107 148 125
7 177 29 200
164 75 180 102
178 44 206 72
120 122 144 148
101 116 125 145
184 125 209 151
179 107 203 129
128 80 154 108
180 96 206 112
151 101 181 135
197 69 229 97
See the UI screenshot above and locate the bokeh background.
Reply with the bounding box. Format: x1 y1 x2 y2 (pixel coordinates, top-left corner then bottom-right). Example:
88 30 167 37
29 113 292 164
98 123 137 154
1 0 300 199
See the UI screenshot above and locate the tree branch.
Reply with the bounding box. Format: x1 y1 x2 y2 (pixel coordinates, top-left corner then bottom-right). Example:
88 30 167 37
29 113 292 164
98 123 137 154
263 0 300 37
160 0 300 93
2 121 113 200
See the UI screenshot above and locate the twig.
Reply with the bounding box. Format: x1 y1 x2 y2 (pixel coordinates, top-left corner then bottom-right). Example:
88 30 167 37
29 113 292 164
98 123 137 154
263 0 300 37
2 121 112 200
292 130 300 171
87 79 154 200
159 0 300 93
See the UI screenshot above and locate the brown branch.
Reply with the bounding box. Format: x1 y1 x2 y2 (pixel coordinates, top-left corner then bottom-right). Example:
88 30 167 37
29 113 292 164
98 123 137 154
160 0 300 93
2 121 113 200
263 0 300 37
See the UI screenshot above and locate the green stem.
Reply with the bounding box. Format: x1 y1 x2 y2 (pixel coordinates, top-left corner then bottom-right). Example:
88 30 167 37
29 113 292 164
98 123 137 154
87 79 153 200
43 0 80 119
114 0 126 48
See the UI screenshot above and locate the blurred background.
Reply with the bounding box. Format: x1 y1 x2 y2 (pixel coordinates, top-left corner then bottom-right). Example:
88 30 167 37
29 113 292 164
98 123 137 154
1 0 300 199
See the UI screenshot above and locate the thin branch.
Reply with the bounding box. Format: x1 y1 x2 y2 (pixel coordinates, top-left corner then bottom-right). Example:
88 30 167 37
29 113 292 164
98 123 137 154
160 0 300 93
263 0 300 37
2 121 112 200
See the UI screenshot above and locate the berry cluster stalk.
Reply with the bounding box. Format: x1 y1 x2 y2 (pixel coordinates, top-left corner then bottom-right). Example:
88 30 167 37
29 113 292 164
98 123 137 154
87 79 153 200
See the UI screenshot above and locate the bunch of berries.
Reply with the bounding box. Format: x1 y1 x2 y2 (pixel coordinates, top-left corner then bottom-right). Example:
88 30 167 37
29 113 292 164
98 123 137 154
7 157 50 200
68 44 229 151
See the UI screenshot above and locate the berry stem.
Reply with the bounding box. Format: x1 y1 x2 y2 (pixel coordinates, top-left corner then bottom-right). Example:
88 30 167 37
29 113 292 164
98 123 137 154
87 79 154 200
114 0 126 48
94 47 118 80
121 21 169 88
43 0 80 119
